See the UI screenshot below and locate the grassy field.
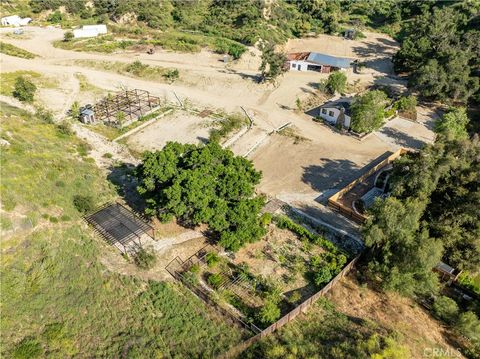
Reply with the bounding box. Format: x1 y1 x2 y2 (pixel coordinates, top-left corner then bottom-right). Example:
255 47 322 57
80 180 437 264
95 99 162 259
0 71 58 97
0 41 37 59
242 298 408 358
0 103 244 358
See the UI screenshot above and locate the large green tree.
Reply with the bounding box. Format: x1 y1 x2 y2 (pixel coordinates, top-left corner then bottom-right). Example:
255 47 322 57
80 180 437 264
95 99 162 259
363 197 442 296
394 5 480 103
259 41 287 83
349 90 388 133
136 142 266 251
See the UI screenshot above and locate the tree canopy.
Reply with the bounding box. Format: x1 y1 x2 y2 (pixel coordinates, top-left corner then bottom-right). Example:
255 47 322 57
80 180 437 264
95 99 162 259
259 41 287 83
364 110 480 297
349 90 388 133
136 142 266 251
393 4 480 104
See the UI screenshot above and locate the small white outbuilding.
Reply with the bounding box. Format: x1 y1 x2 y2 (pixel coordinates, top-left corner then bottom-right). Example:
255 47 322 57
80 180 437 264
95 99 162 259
73 24 107 38
82 24 107 34
1 15 32 27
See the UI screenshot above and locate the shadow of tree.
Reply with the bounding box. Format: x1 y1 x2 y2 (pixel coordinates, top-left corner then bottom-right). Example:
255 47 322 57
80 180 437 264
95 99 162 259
218 68 261 83
378 126 426 149
107 163 146 214
302 158 359 193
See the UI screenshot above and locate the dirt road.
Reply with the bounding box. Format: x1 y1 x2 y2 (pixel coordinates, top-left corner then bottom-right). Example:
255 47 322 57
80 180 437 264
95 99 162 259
0 26 435 235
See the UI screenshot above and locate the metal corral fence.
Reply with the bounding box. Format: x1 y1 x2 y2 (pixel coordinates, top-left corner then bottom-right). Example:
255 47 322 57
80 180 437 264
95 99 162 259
218 254 361 358
165 246 262 336
327 148 409 224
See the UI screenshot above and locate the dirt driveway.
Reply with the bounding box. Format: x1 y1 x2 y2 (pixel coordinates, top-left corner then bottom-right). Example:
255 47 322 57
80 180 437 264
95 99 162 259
126 109 216 152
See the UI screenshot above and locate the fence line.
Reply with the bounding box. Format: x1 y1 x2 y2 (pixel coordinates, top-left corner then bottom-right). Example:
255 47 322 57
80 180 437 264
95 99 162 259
218 254 361 358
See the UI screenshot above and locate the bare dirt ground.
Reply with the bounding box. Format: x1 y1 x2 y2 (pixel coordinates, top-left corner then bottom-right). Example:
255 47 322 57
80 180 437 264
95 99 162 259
326 273 466 358
0 24 437 237
126 109 216 152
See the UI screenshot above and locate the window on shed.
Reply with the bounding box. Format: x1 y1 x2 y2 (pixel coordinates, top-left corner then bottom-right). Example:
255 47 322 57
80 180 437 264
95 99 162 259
329 111 335 117
321 109 327 114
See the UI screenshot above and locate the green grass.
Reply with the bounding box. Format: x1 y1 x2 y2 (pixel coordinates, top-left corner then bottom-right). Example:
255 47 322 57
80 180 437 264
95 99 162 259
72 59 180 83
242 299 409 358
73 73 104 94
0 71 58 97
209 112 248 143
0 103 244 357
0 103 113 217
54 30 246 59
0 42 37 59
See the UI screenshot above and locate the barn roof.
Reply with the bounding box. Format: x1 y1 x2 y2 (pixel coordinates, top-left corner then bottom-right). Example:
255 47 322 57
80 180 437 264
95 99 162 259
306 52 353 68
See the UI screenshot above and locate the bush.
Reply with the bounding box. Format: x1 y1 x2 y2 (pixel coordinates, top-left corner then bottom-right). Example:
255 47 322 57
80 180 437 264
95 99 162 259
257 300 281 326
207 273 223 289
326 72 347 94
125 60 149 76
162 68 179 83
47 10 63 24
206 252 220 268
72 194 95 214
35 107 54 124
56 122 73 136
313 266 332 287
13 76 36 103
433 296 459 324
64 31 74 42
456 311 480 343
133 248 157 270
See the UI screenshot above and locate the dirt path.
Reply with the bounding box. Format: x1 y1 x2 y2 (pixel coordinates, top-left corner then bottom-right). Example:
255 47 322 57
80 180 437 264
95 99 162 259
73 123 138 169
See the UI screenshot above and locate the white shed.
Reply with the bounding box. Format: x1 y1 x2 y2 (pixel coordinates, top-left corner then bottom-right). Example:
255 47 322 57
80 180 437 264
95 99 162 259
73 28 99 38
82 24 107 34
1 15 32 27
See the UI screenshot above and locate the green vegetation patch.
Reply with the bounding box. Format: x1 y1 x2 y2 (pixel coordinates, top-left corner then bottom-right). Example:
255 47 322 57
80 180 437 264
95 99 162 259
243 299 409 358
1 226 244 358
0 103 113 217
72 59 179 83
0 103 244 357
54 31 246 59
0 71 58 97
0 42 37 59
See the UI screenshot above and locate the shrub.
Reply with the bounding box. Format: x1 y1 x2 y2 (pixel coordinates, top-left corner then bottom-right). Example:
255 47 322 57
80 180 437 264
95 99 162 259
64 31 74 42
125 60 149 76
433 296 459 324
313 267 332 287
207 273 223 289
326 72 347 94
456 311 480 343
395 95 417 112
288 290 301 305
56 122 73 136
72 194 95 214
35 107 54 124
13 76 36 102
206 252 220 268
257 300 281 326
162 68 179 83
134 248 157 270
47 10 63 24
70 101 80 119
